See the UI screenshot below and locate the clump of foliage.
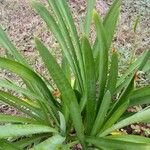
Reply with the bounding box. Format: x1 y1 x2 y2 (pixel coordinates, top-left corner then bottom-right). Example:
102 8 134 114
0 0 150 149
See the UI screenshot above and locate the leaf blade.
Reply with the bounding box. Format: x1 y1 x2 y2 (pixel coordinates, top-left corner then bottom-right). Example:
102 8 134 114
86 136 150 150
130 85 150 106
31 135 65 150
0 114 40 124
99 108 150 137
93 11 108 107
0 124 57 139
91 91 111 135
35 38 85 144
81 36 96 134
107 50 118 95
84 0 96 36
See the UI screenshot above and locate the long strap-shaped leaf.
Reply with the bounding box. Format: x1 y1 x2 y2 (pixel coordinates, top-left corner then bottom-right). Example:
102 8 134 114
0 80 59 125
0 57 57 109
93 0 120 63
99 108 150 137
143 59 150 72
47 0 78 60
0 80 42 101
84 0 96 36
55 0 85 87
47 0 79 77
0 114 40 124
31 134 65 150
61 54 71 83
91 91 111 135
0 27 29 67
0 57 59 125
0 27 54 97
107 50 118 95
109 74 134 116
117 50 150 86
81 36 96 134
105 135 150 144
93 11 108 108
13 135 47 149
0 124 57 139
115 72 134 95
100 101 129 133
0 91 43 121
103 0 121 47
55 0 81 58
138 49 150 70
86 136 150 150
35 38 85 145
31 1 83 92
0 140 20 150
130 85 150 106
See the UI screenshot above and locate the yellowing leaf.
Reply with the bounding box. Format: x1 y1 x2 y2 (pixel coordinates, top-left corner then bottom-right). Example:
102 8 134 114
22 98 39 108
110 131 125 136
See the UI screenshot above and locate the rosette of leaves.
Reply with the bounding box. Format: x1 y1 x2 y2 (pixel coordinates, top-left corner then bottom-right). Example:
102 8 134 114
0 0 150 149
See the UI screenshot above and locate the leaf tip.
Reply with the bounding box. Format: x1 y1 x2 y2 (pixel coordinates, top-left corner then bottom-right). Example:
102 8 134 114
93 9 98 20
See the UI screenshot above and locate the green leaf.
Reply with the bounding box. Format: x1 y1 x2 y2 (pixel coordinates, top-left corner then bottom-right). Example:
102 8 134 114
107 50 118 95
99 108 150 137
61 145 70 150
0 80 42 102
0 27 53 96
0 140 20 150
130 85 150 106
55 0 85 91
55 0 82 61
0 27 29 67
93 0 120 62
91 91 111 135
106 135 150 144
81 36 96 133
103 0 121 47
93 11 108 106
114 72 134 94
84 0 96 36
0 91 43 121
47 0 78 64
35 38 85 144
100 101 129 134
0 58 59 125
138 50 150 70
47 0 80 86
0 80 58 124
0 114 40 124
61 56 71 123
94 53 100 80
13 135 46 149
0 57 57 110
61 54 71 83
59 112 66 135
86 136 150 150
92 37 99 59
31 0 83 92
109 74 134 115
142 59 150 72
0 124 57 139
31 135 65 150
117 50 150 86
